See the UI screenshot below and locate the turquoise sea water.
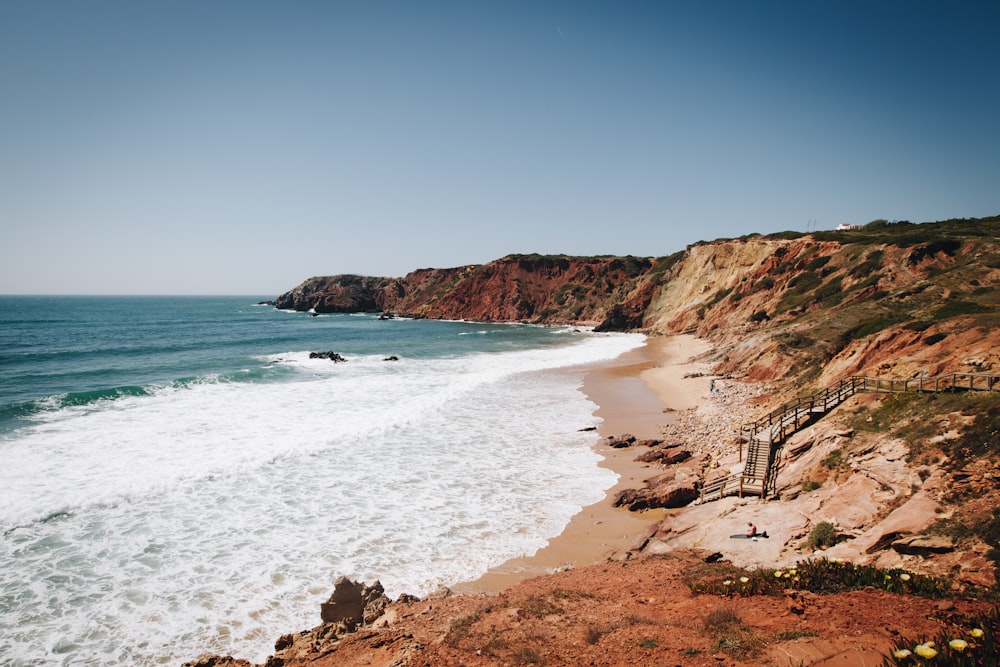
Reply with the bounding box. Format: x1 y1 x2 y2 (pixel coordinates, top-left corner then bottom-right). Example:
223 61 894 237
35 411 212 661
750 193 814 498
0 296 643 665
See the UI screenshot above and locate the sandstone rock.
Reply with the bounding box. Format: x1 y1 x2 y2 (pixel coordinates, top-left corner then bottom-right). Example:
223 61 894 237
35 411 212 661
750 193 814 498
891 534 955 556
635 445 691 465
182 657 252 667
606 434 637 449
613 473 699 511
320 577 389 626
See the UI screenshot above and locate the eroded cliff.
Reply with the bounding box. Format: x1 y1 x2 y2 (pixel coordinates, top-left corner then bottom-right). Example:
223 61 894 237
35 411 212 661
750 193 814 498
275 254 668 330
276 216 1000 387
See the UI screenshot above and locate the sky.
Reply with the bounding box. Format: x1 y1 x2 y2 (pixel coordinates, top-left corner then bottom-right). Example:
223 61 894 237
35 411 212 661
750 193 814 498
1 1 998 295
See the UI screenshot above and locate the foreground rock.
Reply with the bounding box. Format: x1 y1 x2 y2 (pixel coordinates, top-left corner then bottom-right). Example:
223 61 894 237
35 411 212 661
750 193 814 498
184 578 393 667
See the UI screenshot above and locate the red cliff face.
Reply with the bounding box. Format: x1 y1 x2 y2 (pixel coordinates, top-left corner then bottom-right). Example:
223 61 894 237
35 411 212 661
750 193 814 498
274 255 661 330
397 255 657 325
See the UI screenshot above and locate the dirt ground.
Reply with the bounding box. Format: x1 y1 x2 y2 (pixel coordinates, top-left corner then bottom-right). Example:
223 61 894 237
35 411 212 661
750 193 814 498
256 549 990 667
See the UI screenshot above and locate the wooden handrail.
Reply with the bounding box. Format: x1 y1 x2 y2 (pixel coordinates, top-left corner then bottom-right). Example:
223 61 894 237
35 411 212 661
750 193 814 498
729 371 1000 502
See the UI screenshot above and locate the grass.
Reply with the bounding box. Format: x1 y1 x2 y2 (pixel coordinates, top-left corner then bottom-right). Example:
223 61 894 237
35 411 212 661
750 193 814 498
704 603 742 629
584 614 660 646
850 249 885 278
516 594 564 619
848 391 1000 466
703 603 764 660
775 628 818 641
846 314 908 340
710 628 764 660
934 300 992 320
822 449 846 468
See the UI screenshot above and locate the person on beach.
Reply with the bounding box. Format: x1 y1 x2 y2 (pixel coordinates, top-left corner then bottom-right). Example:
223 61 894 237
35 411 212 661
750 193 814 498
746 522 757 538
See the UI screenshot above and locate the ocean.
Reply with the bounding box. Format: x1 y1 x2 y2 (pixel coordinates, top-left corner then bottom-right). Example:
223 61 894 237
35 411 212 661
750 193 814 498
0 296 644 665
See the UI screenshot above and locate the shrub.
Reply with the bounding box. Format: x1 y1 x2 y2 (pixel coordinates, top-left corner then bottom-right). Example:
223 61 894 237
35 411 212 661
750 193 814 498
906 239 962 264
846 315 906 340
925 332 947 345
787 271 822 294
822 449 845 468
806 522 838 549
814 277 845 305
805 255 832 271
933 300 991 320
850 249 885 278
780 332 814 349
706 287 733 309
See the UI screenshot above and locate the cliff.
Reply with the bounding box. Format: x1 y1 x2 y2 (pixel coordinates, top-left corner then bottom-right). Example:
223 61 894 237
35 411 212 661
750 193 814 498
277 216 1000 387
274 254 669 330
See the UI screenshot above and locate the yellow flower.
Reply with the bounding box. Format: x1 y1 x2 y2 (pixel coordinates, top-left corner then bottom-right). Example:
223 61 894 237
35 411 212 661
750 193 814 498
893 648 912 659
739 576 749 583
788 568 797 575
970 628 984 638
915 643 937 659
774 571 784 578
899 573 911 581
949 639 968 651
723 580 732 586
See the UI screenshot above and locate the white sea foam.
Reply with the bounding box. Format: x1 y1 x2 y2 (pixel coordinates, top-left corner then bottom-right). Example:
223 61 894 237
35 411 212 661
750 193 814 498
0 332 643 665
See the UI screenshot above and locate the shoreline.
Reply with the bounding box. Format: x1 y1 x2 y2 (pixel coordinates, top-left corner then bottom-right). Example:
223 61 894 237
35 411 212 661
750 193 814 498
453 333 714 595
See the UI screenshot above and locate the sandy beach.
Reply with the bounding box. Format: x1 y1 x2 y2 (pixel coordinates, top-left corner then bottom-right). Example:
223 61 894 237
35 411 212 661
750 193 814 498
454 333 715 594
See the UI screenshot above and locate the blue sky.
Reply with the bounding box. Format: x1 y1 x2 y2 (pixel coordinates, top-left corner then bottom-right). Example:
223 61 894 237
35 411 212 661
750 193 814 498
1 1 997 295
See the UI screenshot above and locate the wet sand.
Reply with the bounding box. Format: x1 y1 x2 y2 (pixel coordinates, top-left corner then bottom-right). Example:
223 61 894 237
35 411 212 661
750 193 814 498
453 334 713 594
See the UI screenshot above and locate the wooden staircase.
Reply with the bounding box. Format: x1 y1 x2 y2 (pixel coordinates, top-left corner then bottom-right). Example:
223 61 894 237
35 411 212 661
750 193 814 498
698 372 1000 504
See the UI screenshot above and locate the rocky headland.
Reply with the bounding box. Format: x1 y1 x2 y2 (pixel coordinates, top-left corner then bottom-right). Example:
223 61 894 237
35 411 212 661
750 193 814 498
189 216 1000 666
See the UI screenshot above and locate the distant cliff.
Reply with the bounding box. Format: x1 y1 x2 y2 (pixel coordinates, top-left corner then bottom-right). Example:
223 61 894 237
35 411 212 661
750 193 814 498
274 254 672 331
276 215 1000 390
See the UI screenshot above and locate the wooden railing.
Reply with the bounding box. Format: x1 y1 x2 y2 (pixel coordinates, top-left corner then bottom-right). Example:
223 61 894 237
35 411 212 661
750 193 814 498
698 371 1000 504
